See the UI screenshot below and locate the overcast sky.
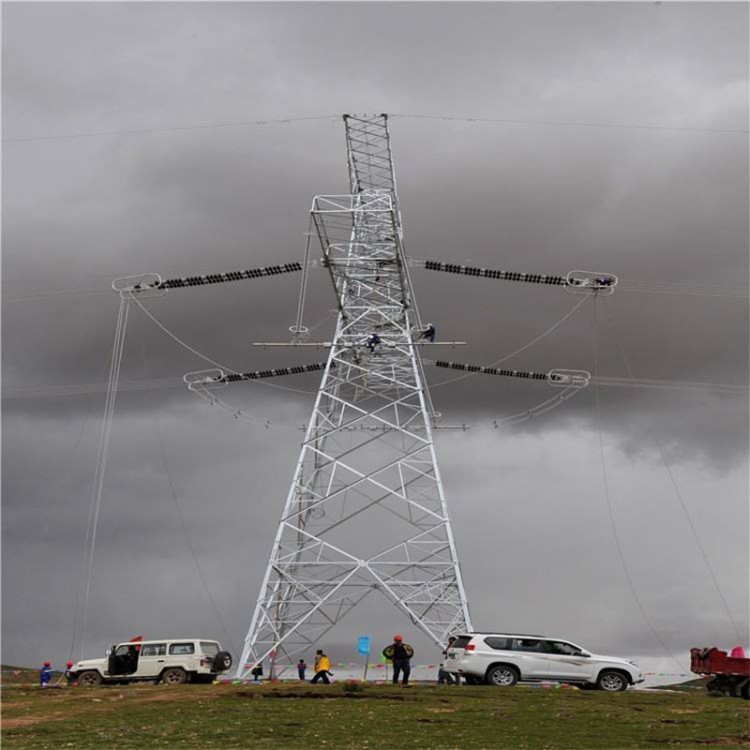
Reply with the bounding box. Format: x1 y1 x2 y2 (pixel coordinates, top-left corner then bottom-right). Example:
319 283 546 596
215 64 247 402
3 2 748 677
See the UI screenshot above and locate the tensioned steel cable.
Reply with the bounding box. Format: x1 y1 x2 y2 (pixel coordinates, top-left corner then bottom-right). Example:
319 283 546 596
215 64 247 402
153 409 239 654
602 297 745 643
429 296 590 389
137 332 239 654
591 296 687 672
132 298 318 397
78 296 130 658
66 363 109 664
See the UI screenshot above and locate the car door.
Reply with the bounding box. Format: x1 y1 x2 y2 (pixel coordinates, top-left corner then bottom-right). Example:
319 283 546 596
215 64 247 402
136 643 167 678
511 639 550 679
109 644 139 676
543 641 595 681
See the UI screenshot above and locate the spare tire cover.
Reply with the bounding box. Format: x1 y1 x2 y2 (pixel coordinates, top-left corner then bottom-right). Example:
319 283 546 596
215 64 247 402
213 651 232 671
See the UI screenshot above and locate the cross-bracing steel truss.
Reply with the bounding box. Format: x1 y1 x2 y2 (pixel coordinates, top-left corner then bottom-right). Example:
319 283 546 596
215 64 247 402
237 115 472 679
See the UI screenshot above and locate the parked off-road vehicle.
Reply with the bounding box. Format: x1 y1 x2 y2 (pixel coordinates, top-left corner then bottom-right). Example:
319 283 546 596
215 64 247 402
445 633 643 691
71 638 232 686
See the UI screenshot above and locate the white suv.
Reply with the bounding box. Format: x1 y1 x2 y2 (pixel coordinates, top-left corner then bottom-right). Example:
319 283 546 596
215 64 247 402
445 633 643 692
71 638 232 686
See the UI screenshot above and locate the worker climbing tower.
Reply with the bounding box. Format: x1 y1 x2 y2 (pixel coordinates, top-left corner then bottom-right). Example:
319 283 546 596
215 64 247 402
237 115 472 678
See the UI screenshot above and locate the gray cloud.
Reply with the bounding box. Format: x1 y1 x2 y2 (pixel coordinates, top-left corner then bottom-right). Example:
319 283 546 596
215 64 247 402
3 2 747 674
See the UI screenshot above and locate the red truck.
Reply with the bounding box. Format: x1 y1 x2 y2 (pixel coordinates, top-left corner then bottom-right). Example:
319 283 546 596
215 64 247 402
690 647 749 699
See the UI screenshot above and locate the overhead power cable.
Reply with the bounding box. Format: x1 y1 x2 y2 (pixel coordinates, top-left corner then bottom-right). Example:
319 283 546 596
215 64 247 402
618 280 748 300
7 112 743 143
390 113 748 137
3 115 339 144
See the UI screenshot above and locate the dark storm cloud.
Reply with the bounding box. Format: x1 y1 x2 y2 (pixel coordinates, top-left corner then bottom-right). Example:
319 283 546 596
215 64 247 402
3 2 747 671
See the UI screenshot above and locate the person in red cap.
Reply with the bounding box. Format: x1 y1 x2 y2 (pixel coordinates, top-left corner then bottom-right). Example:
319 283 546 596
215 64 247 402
382 635 414 686
64 661 76 686
39 662 53 688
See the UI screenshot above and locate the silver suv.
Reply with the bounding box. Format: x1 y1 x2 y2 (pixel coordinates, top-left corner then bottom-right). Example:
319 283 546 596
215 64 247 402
71 638 233 686
445 633 643 691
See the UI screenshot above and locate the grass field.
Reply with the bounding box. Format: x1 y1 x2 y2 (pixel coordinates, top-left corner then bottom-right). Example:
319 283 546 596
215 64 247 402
2 670 748 749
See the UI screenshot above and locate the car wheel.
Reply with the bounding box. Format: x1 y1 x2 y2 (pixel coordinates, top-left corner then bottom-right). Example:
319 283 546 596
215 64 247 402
161 668 188 685
597 670 628 692
486 665 519 687
77 670 103 687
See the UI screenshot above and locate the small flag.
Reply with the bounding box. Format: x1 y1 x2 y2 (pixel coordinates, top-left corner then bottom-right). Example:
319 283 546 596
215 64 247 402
357 635 372 656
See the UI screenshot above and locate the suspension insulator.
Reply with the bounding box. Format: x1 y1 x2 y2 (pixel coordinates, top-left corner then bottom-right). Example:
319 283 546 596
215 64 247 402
184 362 330 389
434 361 548 381
113 263 303 295
423 260 567 286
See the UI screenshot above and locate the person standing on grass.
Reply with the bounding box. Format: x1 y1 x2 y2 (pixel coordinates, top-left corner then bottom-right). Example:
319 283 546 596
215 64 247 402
311 650 331 684
64 661 76 686
39 662 53 688
297 659 308 681
443 637 461 685
382 635 414 686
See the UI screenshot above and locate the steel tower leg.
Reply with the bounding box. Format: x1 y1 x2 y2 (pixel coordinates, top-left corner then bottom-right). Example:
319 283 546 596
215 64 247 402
237 115 472 679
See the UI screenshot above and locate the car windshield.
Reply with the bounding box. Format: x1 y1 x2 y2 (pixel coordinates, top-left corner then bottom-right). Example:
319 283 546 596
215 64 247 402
200 642 220 657
448 636 472 649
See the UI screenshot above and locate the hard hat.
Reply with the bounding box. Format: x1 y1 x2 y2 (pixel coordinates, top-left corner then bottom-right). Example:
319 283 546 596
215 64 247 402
393 634 403 642
66 661 74 668
43 661 51 667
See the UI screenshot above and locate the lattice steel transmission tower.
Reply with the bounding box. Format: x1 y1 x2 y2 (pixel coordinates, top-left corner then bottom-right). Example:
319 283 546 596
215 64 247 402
237 114 472 678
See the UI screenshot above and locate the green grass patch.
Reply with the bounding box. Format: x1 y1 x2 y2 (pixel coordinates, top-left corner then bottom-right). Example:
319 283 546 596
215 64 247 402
2 681 748 749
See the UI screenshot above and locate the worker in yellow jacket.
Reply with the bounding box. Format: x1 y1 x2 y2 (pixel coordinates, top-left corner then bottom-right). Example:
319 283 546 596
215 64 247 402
311 649 331 684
